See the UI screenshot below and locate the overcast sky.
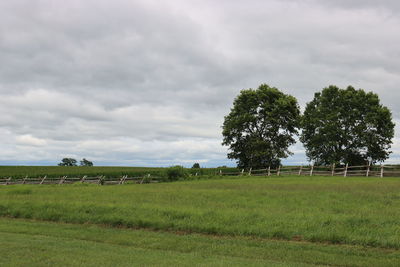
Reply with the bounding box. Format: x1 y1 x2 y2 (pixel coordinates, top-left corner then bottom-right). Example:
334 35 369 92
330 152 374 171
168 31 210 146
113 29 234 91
1 0 400 167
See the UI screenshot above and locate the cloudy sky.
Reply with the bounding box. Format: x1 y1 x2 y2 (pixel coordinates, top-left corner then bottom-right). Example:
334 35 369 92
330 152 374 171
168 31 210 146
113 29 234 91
1 0 400 167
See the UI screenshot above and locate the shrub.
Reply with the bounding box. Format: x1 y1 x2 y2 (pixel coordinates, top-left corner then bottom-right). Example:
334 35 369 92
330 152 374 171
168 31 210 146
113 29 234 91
165 166 188 181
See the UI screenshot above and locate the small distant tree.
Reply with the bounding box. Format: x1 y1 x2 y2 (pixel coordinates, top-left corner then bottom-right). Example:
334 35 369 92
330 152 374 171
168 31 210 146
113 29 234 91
80 158 94 166
191 163 200 168
58 158 78 166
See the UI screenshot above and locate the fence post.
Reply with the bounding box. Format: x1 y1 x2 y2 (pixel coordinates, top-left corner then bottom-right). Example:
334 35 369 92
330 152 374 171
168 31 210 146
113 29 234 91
366 161 371 177
97 175 104 185
140 174 149 184
248 168 252 176
344 163 348 177
81 175 87 183
121 175 127 184
23 176 28 184
219 170 222 176
380 165 384 178
40 176 47 185
310 165 314 176
331 164 335 176
277 166 281 176
5 177 11 185
298 165 303 176
267 166 271 176
241 169 244 176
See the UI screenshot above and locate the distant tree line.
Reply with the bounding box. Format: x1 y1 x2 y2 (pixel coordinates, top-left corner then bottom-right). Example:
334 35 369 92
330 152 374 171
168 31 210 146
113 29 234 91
58 158 94 166
222 84 395 168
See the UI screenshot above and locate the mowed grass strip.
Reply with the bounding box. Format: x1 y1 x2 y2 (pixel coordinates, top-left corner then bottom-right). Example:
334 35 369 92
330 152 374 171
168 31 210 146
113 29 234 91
1 218 400 267
1 177 400 248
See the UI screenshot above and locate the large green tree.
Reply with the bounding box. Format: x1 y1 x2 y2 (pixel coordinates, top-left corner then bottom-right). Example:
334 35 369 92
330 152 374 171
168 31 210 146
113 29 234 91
300 85 395 166
222 84 300 169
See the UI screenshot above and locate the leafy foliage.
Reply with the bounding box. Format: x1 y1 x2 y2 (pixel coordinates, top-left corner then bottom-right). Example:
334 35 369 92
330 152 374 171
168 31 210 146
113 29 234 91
300 85 395 165
191 163 200 168
222 84 300 169
166 166 188 181
80 158 94 166
58 158 77 166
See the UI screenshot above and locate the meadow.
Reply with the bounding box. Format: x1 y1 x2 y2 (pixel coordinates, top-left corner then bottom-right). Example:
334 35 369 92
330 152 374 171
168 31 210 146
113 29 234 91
0 165 237 178
1 176 400 266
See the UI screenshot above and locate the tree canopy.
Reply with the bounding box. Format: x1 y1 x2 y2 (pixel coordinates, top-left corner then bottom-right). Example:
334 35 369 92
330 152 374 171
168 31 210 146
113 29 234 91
80 158 94 166
222 84 300 169
300 85 395 166
191 163 200 168
58 158 94 166
58 158 78 166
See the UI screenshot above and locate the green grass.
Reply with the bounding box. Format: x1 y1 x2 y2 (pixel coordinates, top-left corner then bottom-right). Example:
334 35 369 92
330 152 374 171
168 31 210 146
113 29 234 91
0 166 164 178
0 165 238 178
1 176 400 249
1 218 400 266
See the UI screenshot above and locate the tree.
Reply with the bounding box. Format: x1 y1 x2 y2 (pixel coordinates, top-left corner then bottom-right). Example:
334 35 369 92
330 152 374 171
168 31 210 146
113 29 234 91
222 84 300 169
300 85 395 166
80 158 94 166
58 158 78 166
191 163 200 168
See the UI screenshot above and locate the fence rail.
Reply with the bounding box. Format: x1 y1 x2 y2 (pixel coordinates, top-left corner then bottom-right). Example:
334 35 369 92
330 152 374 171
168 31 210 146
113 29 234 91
219 163 400 178
1 164 399 186
0 174 162 186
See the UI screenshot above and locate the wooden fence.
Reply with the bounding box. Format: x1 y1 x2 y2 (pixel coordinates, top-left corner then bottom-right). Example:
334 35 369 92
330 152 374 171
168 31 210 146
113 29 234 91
0 174 161 186
219 163 400 178
1 164 400 186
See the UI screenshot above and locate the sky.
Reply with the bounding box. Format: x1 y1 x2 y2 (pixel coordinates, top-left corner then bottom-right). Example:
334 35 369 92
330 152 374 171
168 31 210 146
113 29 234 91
1 0 400 167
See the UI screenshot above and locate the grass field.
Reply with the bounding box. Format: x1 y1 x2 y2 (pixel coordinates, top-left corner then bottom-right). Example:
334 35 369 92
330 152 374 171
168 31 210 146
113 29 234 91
2 218 400 267
0 165 238 178
1 176 400 265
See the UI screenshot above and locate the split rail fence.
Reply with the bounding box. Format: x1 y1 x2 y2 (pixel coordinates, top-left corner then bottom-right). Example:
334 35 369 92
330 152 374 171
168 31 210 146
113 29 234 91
0 174 161 186
1 164 399 186
218 163 400 178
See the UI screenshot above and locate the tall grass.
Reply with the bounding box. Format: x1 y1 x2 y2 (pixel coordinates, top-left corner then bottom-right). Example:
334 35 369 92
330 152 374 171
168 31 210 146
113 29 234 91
1 176 400 248
0 166 238 178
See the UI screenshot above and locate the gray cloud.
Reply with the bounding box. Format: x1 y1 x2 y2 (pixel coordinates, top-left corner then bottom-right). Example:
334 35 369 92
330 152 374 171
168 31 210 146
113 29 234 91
0 0 399 166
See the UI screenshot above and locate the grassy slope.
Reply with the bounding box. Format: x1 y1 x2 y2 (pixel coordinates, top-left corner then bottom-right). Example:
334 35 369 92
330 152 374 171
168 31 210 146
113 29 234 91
1 218 400 267
1 176 400 249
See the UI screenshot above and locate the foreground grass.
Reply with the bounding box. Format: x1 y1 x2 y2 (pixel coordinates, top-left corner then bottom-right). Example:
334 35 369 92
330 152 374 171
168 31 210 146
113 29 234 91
1 176 400 249
1 218 400 266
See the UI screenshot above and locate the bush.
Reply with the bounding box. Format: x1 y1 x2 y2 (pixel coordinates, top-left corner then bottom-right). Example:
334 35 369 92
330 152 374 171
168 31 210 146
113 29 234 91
165 166 188 181
191 163 200 168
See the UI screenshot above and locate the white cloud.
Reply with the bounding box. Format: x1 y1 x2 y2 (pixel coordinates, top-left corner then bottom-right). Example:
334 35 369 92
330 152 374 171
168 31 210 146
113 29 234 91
0 0 399 166
16 135 47 146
